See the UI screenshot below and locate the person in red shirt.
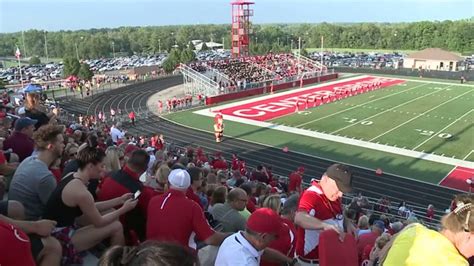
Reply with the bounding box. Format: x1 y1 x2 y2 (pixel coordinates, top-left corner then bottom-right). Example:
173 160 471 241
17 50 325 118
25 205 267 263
288 166 304 194
0 214 61 266
231 154 239 170
294 163 353 264
158 100 163 114
146 169 228 250
356 220 384 262
261 194 299 266
98 149 156 242
426 204 435 222
128 111 136 126
186 167 204 209
4 117 37 162
212 152 227 170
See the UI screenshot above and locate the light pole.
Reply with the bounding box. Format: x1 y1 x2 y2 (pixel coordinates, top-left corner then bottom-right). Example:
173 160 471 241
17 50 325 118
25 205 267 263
75 43 79 61
111 41 115 58
222 37 225 49
158 39 161 53
44 31 49 62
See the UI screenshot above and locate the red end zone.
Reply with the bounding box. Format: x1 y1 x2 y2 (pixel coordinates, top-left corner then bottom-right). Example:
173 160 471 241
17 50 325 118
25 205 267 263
216 76 404 121
440 166 474 192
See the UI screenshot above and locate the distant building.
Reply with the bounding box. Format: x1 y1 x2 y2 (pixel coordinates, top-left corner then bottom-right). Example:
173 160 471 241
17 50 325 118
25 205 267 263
191 40 224 51
403 48 464 71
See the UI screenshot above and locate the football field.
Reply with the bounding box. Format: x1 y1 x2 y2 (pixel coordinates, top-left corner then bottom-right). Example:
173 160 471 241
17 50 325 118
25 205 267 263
166 75 474 187
271 80 474 161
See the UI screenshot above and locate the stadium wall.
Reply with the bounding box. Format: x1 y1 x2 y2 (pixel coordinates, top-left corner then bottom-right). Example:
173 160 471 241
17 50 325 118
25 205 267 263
333 67 474 80
205 73 339 105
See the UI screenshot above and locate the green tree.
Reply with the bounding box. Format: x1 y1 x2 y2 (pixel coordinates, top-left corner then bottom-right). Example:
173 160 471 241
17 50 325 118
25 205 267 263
29 56 41 65
63 57 81 77
78 63 94 81
180 48 196 64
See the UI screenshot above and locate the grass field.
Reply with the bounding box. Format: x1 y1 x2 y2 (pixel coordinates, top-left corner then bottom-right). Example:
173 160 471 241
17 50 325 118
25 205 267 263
164 77 473 184
271 81 474 161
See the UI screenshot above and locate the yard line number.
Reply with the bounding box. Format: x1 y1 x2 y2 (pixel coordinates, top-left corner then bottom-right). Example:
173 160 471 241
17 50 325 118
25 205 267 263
415 129 452 139
343 118 373 125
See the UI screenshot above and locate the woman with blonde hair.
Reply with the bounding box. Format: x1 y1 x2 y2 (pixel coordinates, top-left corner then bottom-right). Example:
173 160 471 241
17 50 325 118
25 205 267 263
153 163 170 194
262 194 282 214
103 146 121 173
380 194 474 265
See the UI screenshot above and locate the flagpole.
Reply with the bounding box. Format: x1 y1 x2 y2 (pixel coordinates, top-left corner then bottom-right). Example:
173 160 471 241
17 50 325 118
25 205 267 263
16 46 24 89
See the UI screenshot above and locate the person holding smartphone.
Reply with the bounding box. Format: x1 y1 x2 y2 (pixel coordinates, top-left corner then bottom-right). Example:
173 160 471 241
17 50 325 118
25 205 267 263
43 141 138 265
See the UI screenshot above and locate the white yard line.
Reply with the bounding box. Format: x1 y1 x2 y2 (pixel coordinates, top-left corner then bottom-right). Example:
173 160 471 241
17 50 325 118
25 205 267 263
464 150 474 161
296 83 427 128
437 166 457 185
369 88 474 142
330 84 445 134
412 109 474 150
194 108 474 168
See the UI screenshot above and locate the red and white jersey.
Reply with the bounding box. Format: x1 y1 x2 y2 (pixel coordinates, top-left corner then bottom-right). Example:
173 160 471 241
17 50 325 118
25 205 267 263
296 181 343 260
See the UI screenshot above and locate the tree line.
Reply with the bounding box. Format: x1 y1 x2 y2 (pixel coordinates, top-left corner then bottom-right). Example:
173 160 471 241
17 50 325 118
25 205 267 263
0 19 472 60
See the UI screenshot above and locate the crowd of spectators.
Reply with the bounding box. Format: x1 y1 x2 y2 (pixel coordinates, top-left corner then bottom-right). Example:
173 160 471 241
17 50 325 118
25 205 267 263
189 53 326 91
0 86 472 266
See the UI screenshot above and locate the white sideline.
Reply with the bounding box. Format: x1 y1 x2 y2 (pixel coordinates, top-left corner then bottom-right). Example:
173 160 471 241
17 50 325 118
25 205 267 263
195 107 474 168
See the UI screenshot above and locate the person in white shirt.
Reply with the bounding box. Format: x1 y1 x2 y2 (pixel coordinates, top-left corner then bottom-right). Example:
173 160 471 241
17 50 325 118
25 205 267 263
110 122 126 144
215 208 296 266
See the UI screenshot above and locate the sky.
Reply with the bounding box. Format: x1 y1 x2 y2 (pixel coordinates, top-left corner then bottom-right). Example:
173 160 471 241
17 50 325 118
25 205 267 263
0 0 472 33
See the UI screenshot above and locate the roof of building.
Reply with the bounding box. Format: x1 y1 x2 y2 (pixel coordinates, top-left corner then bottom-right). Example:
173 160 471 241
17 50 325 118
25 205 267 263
406 48 463 61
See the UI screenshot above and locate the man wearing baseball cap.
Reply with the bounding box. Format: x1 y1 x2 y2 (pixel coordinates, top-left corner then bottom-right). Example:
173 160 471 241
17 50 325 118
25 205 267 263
4 117 37 162
216 208 297 266
294 163 353 265
146 169 229 250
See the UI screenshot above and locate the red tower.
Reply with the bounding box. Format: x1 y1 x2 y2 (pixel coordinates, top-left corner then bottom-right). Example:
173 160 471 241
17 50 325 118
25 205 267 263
231 0 254 58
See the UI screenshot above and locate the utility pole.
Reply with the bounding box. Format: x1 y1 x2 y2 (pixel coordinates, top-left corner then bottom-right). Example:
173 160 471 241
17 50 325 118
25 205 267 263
111 41 115 58
44 31 49 62
22 31 27 58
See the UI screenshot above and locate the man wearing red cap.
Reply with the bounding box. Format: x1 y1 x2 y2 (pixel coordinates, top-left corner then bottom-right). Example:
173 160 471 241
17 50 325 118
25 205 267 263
294 163 353 265
289 166 305 194
215 208 297 266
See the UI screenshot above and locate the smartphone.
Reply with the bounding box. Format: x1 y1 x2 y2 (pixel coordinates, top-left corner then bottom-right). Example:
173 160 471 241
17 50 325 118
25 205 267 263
133 190 141 200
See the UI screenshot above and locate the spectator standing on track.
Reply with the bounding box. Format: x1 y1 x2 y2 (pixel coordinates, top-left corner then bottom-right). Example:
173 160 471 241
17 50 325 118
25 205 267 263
110 108 116 122
294 163 353 265
128 111 135 126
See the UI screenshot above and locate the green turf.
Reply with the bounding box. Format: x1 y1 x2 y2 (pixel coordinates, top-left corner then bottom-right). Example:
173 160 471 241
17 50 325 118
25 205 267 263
271 81 474 160
164 78 473 184
164 109 454 184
